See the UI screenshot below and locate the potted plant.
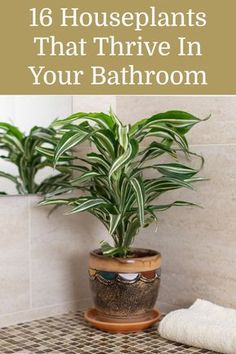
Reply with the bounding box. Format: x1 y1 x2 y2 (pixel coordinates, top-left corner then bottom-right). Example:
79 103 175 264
40 109 208 331
0 122 73 195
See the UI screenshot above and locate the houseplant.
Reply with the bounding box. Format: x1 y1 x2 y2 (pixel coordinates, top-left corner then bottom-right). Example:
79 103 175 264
0 122 73 195
40 109 207 330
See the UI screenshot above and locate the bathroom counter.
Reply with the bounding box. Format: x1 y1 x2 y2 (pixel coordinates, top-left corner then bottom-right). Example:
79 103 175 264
0 310 217 353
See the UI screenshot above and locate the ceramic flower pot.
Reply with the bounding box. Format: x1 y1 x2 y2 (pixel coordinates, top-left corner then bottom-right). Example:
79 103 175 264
88 248 161 323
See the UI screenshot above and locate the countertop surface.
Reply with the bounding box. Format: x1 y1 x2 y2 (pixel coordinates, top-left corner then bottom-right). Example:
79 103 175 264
0 310 217 354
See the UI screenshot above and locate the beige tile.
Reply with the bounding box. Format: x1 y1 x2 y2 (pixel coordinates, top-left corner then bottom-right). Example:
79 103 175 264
158 271 236 310
0 196 30 315
30 196 107 308
72 95 116 113
134 144 236 309
0 299 89 328
116 96 236 145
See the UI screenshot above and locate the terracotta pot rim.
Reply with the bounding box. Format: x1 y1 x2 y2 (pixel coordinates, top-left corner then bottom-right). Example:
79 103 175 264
90 248 161 261
89 248 161 272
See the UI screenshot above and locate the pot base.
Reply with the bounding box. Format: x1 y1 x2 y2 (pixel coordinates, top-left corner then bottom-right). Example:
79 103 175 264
84 308 161 333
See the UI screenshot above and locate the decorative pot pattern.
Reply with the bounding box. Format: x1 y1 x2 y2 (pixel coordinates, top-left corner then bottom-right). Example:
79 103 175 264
89 249 161 323
89 268 161 284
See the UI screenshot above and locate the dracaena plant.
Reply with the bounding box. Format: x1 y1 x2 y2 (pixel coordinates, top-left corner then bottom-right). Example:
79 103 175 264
0 122 73 195
40 110 208 257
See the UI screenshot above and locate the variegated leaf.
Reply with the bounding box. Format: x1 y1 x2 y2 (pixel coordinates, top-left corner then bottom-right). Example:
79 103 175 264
109 139 138 179
109 213 122 235
130 177 145 226
54 130 89 164
66 198 108 215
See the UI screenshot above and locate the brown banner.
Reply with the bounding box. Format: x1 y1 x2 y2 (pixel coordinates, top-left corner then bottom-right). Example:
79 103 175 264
0 0 235 94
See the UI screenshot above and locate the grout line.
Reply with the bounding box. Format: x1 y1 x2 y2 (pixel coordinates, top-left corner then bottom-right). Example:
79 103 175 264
0 299 90 319
190 143 236 147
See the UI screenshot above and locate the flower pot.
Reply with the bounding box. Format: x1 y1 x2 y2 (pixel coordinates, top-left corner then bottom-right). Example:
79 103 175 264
88 248 161 324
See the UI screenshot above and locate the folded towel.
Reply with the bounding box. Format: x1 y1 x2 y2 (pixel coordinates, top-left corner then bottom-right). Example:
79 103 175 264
158 299 236 354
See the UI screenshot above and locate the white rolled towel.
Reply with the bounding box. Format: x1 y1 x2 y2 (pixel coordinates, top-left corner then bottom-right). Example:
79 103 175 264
158 299 236 354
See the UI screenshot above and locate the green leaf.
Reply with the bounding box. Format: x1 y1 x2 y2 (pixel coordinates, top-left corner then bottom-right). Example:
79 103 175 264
0 171 19 184
146 126 189 152
54 130 89 164
149 200 200 212
140 142 176 163
153 163 198 179
38 199 71 206
66 198 108 215
1 134 24 152
86 153 110 171
100 241 123 256
130 177 145 226
124 217 140 248
93 129 116 159
53 112 114 130
29 126 57 144
109 107 123 128
0 122 24 140
109 213 122 235
118 125 130 151
109 139 138 179
146 111 201 131
145 177 194 200
70 171 100 186
131 111 209 137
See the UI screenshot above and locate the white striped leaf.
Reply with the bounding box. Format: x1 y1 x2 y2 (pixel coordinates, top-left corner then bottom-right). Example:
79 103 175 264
109 108 123 128
86 153 110 171
54 130 89 164
53 112 114 130
0 122 24 140
93 129 116 158
109 213 122 235
100 241 122 256
146 126 189 152
118 125 130 151
36 147 74 161
66 198 108 215
154 163 197 179
131 111 209 137
145 178 193 195
124 217 140 247
149 200 200 212
140 142 176 162
2 135 24 152
0 171 19 184
70 171 100 186
130 177 145 226
39 199 71 206
109 139 138 179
